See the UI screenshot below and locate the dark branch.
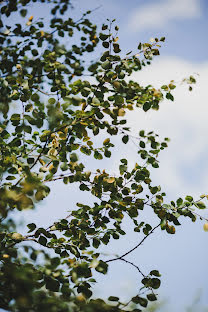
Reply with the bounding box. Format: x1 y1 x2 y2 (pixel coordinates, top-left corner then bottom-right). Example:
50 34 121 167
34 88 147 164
106 223 160 263
119 258 146 277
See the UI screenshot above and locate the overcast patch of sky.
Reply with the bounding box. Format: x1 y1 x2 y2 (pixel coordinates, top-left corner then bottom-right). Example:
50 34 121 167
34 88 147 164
128 0 202 31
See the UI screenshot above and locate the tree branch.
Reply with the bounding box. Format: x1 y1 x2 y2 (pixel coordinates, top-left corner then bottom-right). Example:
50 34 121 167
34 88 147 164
119 258 145 277
106 223 160 263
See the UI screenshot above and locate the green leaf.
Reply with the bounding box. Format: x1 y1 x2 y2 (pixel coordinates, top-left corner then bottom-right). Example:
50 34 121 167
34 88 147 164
166 92 174 101
122 135 129 144
79 183 90 191
6 175 16 180
101 60 111 70
45 277 60 292
92 97 100 106
132 296 148 307
102 24 108 30
48 98 56 105
38 236 47 246
185 195 193 202
139 141 145 148
32 49 38 56
94 151 103 160
95 260 108 274
92 238 100 248
24 125 32 133
20 9 27 17
176 198 183 207
138 42 142 50
114 95 124 105
151 278 161 289
77 285 92 298
99 33 109 41
113 43 121 53
108 296 119 301
139 130 145 137
69 246 80 257
120 158 127 165
51 257 60 268
194 201 206 209
27 223 36 233
150 270 161 277
102 41 109 48
143 102 151 112
80 146 91 155
70 153 78 162
104 149 111 158
147 293 157 301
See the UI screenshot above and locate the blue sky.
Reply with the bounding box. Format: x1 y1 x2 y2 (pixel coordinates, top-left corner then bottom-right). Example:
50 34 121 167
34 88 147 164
73 0 208 62
8 0 208 311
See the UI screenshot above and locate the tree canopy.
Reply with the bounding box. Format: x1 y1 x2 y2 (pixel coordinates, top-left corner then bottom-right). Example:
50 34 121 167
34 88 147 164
0 0 207 311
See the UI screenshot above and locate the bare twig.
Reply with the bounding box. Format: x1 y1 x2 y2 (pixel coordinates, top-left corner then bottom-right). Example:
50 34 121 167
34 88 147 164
119 258 145 277
106 223 160 263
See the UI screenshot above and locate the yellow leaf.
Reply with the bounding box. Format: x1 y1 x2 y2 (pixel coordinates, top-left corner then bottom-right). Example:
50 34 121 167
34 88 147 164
103 138 110 145
48 148 58 156
53 272 60 277
114 37 119 42
58 132 66 139
40 166 49 172
28 15 34 21
118 108 125 116
40 30 44 37
113 81 120 89
118 201 127 207
76 294 86 301
48 164 54 171
39 159 45 166
10 90 18 97
153 89 161 97
106 177 115 183
68 258 76 264
50 225 56 231
127 104 133 110
11 233 24 240
90 259 99 268
200 194 208 200
87 141 93 146
85 171 91 179
203 223 208 232
82 102 87 110
118 212 124 219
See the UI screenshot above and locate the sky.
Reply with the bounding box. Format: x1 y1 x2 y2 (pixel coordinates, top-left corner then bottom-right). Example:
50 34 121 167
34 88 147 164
6 0 208 311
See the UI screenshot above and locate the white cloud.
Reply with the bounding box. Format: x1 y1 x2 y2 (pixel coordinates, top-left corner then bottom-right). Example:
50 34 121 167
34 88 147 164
128 0 202 32
125 56 208 198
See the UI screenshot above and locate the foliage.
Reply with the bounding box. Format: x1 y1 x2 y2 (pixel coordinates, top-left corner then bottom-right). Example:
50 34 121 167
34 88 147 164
0 0 207 311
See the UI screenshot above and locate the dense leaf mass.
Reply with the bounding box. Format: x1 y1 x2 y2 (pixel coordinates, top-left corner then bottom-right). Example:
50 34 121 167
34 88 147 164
0 0 206 311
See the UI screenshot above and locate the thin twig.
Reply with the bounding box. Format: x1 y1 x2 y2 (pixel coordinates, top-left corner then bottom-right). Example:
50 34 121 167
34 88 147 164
106 223 160 263
119 258 145 277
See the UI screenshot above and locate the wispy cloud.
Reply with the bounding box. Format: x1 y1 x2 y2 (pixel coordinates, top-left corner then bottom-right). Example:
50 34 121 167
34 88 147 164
126 56 208 198
128 0 202 32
